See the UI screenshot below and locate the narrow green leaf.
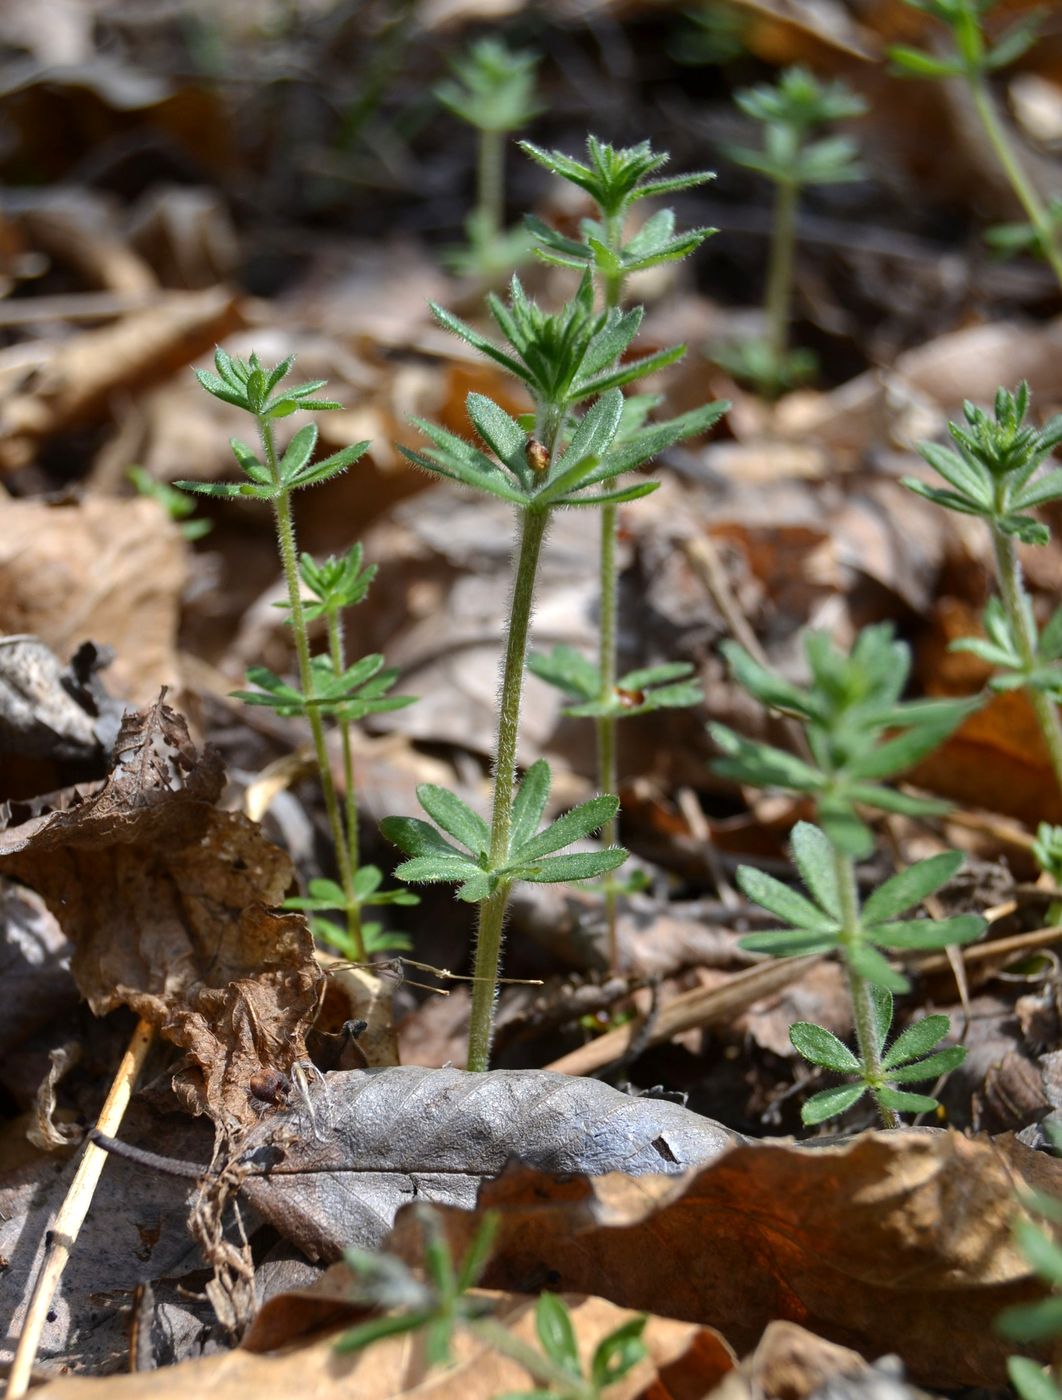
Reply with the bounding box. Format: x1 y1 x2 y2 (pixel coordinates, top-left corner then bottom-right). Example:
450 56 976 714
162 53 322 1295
174 479 254 499
517 847 628 883
514 794 619 861
862 852 963 923
466 392 526 464
1008 1355 1062 1400
738 927 839 956
535 1293 580 1376
379 815 468 861
789 1022 860 1073
880 1013 951 1069
710 723 825 792
846 942 909 993
888 45 964 77
873 1085 939 1114
278 423 318 483
1001 1296 1062 1346
290 441 370 491
790 822 841 919
1015 1217 1062 1288
870 913 985 950
509 759 552 852
801 1084 866 1125
393 854 486 884
889 1045 966 1081
527 646 600 700
735 863 837 930
416 784 490 855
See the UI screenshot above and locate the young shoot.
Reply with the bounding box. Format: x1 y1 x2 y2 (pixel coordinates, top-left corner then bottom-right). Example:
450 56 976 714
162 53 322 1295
890 1 1062 287
713 624 984 1126
178 351 417 961
522 135 723 966
739 821 976 1126
435 36 541 279
716 66 865 398
383 270 726 1070
903 383 1062 796
997 1135 1062 1400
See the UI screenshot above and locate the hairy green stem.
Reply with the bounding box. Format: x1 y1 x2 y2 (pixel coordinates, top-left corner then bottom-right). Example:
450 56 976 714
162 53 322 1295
765 178 798 366
970 76 1062 291
261 418 364 963
327 611 362 947
834 845 899 1130
991 526 1062 797
594 209 626 969
478 128 505 246
598 500 620 968
466 507 550 1071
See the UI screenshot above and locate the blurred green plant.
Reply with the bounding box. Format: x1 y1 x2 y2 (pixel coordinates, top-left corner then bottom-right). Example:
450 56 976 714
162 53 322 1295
177 352 417 960
715 66 865 398
997 1127 1062 1400
127 465 213 541
890 1 1062 286
903 383 1062 796
436 36 541 278
713 624 984 1125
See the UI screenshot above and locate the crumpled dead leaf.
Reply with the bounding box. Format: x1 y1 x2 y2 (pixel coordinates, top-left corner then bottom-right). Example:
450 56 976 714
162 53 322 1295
0 695 323 1125
239 1065 740 1261
387 1128 1062 1388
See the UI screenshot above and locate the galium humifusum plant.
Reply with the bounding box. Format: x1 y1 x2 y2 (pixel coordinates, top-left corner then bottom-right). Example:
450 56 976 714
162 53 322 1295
435 36 541 279
890 1 1062 286
903 383 1062 796
715 66 865 398
177 351 417 962
337 1206 649 1398
997 1135 1062 1400
520 135 723 967
712 624 984 1126
381 268 728 1070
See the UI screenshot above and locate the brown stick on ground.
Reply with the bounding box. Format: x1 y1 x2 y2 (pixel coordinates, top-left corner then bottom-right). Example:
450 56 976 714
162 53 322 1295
7 1017 157 1398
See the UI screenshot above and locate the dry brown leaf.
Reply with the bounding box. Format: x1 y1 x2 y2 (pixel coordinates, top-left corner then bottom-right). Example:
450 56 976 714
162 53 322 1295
0 286 244 470
394 1129 1062 1388
31 1288 734 1399
0 696 322 1124
0 497 185 703
711 1319 869 1400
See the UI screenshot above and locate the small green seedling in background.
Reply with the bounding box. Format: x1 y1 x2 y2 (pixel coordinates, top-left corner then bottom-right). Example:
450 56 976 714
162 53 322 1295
903 383 1062 796
128 464 213 540
1032 823 1062 929
997 1130 1062 1400
738 821 975 1126
715 66 865 398
178 352 417 962
890 1 1062 288
498 1292 649 1400
384 267 726 1070
436 36 541 278
713 625 983 1126
337 1208 498 1365
666 1 750 67
521 135 721 967
337 1208 648 1398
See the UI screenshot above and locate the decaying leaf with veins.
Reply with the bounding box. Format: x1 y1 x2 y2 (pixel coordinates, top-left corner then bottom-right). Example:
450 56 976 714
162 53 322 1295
0 694 323 1125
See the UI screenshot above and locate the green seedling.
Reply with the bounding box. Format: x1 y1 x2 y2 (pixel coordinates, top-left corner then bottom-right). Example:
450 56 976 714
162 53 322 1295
436 36 541 278
716 66 865 398
497 1292 649 1400
998 1134 1062 1400
127 464 212 540
738 821 975 1126
522 135 722 967
890 1 1062 287
337 1209 647 1399
384 269 726 1070
713 624 984 1126
178 351 417 962
1032 823 1062 928
711 623 977 857
903 383 1062 795
337 1208 498 1365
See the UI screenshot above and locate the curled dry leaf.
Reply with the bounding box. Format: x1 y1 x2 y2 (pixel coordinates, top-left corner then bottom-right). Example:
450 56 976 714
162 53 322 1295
0 498 186 705
239 1065 739 1261
0 695 323 1124
0 286 244 470
387 1129 1062 1389
29 1288 734 1400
